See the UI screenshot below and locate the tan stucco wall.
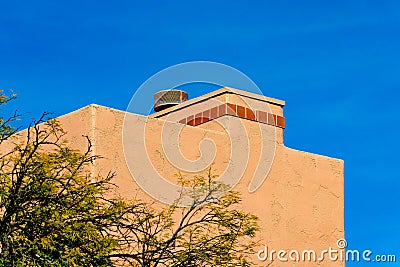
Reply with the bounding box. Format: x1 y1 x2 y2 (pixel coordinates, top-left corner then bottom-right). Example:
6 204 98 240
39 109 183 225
50 97 344 266
5 88 343 266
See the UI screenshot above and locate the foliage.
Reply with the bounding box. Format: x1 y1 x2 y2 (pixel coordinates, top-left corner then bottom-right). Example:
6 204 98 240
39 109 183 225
109 171 259 267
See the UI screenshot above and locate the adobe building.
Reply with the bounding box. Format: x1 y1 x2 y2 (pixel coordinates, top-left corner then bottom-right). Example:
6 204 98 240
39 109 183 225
54 88 344 266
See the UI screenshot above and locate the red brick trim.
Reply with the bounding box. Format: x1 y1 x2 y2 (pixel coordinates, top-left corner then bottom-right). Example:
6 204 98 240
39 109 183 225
180 103 285 128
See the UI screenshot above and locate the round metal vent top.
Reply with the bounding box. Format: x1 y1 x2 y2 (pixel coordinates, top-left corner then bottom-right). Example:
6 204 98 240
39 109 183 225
154 90 188 112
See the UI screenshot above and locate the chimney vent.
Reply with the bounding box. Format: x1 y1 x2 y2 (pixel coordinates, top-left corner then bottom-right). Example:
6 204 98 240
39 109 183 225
154 90 188 112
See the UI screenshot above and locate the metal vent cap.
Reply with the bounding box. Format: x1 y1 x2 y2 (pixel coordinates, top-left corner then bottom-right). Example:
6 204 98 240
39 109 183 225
154 90 188 112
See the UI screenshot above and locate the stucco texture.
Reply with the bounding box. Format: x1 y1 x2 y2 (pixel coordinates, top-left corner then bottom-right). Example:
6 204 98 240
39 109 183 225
16 89 344 266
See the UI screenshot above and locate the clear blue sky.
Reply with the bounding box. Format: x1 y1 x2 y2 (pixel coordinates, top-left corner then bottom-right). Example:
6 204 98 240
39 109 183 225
1 1 399 265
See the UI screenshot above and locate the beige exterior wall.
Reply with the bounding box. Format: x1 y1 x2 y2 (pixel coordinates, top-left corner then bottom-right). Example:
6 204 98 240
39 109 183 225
24 88 344 266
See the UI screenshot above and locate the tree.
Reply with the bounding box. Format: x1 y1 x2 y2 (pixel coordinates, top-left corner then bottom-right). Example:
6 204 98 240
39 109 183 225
108 172 259 267
0 91 259 267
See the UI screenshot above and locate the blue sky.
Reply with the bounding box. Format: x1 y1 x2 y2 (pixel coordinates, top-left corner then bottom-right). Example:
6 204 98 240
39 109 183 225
1 1 399 265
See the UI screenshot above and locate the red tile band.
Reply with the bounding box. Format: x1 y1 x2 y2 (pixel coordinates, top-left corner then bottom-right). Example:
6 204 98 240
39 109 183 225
227 103 236 116
236 105 245 118
180 103 285 129
210 106 218 120
276 115 286 128
246 108 255 120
